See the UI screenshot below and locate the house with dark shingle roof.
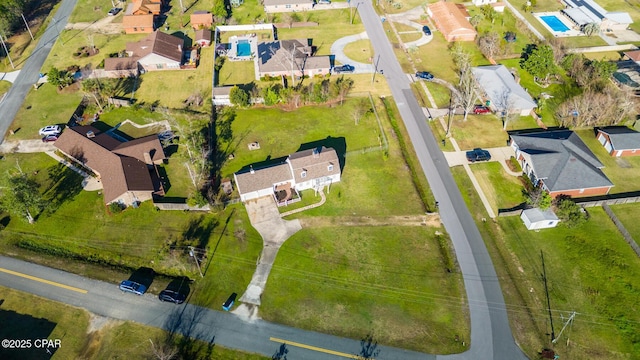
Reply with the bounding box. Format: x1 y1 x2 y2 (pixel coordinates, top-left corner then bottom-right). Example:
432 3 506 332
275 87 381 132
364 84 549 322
596 127 640 157
257 40 330 79
234 146 340 203
54 125 166 205
510 130 613 198
126 31 184 71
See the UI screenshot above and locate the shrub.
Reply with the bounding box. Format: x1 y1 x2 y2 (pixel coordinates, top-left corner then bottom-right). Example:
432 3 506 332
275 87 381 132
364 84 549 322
109 202 124 214
553 195 588 227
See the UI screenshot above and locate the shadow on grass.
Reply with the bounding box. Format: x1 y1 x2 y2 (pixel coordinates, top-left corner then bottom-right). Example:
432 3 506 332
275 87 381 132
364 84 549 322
162 305 216 360
203 209 234 276
182 215 219 250
44 163 84 214
0 308 59 358
297 136 347 172
0 215 10 228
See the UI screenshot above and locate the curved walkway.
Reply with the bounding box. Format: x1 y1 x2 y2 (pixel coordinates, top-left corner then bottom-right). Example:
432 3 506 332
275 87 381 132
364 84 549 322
386 6 433 49
280 190 325 217
0 71 21 84
330 32 375 73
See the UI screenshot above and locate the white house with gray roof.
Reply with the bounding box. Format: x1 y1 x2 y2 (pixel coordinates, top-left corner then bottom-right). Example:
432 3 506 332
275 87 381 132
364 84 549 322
597 127 640 157
510 130 613 198
471 65 537 116
234 146 341 203
561 0 633 31
263 0 314 13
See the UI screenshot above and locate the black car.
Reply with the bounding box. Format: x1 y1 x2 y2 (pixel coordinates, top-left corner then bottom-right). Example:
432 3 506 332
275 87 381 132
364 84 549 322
108 7 122 16
333 64 355 73
415 71 434 80
158 290 186 304
422 26 431 36
466 148 492 162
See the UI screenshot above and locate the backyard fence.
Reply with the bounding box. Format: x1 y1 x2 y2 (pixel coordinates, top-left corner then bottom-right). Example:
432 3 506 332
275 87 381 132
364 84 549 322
602 204 640 258
154 203 211 211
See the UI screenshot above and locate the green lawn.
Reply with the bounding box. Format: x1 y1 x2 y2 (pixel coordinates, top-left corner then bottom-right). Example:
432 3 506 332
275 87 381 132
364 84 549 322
467 6 536 59
261 226 469 354
68 0 113 23
562 35 608 48
575 129 640 194
447 114 511 150
343 39 373 64
217 59 256 86
469 162 525 212
0 80 11 98
611 203 640 242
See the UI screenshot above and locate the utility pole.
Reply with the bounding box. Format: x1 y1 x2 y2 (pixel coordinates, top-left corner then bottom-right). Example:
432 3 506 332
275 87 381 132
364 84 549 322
553 311 576 345
189 246 203 277
0 32 14 69
371 54 380 85
22 14 34 40
541 251 555 343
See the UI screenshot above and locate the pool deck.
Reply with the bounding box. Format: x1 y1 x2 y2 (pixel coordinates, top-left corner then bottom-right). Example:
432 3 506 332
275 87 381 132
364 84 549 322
533 11 583 37
227 35 258 61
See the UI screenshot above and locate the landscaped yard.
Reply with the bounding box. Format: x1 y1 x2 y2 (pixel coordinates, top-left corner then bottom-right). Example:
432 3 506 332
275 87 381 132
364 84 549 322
217 59 256 86
343 39 373 64
468 162 525 212
261 226 469 354
68 0 114 23
611 203 640 241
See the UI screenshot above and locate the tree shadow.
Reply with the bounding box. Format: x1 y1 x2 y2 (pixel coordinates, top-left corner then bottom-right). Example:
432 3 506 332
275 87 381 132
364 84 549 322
203 209 234 276
0 215 9 228
272 343 289 360
128 267 155 290
182 215 219 250
165 276 192 299
161 305 216 359
357 333 381 359
44 163 84 214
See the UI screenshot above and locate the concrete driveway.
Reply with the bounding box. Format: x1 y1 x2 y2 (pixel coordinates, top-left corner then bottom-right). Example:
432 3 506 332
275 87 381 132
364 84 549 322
386 6 433 49
330 32 375 74
443 146 521 177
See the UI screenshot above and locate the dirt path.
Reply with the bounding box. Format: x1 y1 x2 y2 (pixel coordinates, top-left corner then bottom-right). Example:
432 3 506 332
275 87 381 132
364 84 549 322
299 214 441 228
65 15 122 35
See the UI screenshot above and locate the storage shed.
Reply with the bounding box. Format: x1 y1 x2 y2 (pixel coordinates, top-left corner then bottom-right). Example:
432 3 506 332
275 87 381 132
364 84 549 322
521 208 560 230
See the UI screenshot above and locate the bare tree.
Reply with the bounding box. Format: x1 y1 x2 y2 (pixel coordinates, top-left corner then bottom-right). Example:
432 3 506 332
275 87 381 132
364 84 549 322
455 65 477 122
477 31 500 61
269 42 303 87
493 89 517 130
352 97 371 125
149 339 178 360
556 88 637 127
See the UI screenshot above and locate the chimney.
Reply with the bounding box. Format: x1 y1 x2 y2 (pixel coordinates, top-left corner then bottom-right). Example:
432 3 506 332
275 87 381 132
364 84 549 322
250 165 255 174
178 44 182 52
86 131 95 138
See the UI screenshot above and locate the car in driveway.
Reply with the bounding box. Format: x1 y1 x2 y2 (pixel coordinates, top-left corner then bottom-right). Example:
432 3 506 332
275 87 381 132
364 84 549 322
39 125 62 136
473 105 491 114
466 148 492 163
158 290 186 304
108 7 122 16
119 280 147 295
333 64 355 73
422 26 431 35
415 71 434 80
317 0 331 3
41 135 58 142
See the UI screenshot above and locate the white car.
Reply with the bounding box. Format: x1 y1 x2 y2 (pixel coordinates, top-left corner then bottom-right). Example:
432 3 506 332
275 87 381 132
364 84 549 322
39 125 62 136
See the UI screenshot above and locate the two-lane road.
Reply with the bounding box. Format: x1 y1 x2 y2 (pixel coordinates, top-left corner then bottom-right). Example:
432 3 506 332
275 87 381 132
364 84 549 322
356 2 528 359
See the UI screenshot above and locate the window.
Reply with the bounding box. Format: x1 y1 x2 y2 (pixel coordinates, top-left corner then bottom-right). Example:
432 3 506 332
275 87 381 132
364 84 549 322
301 171 307 178
327 164 334 172
133 27 138 31
286 4 291 8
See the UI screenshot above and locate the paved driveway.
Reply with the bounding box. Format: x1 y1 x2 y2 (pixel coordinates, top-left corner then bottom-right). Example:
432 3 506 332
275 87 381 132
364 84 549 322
330 32 375 73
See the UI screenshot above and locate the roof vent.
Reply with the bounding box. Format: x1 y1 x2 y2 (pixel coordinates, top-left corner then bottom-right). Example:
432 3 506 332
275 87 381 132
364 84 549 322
86 131 95 138
250 165 255 174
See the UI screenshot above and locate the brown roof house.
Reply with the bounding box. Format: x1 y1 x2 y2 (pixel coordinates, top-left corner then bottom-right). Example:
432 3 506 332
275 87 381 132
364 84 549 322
257 39 330 79
123 13 155 34
102 57 140 78
234 146 341 203
54 125 166 205
129 0 162 15
427 1 477 42
195 29 212 47
191 11 213 29
263 0 314 13
126 31 184 71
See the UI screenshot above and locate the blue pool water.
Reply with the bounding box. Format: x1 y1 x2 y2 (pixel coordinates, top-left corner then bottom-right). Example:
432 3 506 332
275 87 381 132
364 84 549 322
540 15 570 32
237 40 251 57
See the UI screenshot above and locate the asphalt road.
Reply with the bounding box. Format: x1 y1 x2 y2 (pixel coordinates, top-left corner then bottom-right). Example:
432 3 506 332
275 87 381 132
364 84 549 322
356 2 528 360
0 0 78 143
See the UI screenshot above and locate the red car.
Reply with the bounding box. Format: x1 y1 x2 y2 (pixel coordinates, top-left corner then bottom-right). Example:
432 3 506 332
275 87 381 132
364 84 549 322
473 105 491 114
42 135 59 142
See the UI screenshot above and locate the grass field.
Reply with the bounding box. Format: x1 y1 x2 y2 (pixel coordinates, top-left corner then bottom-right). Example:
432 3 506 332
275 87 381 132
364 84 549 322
611 203 640 241
261 226 469 354
68 0 115 23
451 165 640 359
0 80 11 98
217 59 256 86
469 162 525 212
343 39 373 64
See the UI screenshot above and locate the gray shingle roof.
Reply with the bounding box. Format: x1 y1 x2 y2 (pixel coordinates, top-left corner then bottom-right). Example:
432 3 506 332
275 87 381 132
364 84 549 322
511 130 613 192
471 65 537 112
598 127 640 150
289 147 339 184
235 162 293 194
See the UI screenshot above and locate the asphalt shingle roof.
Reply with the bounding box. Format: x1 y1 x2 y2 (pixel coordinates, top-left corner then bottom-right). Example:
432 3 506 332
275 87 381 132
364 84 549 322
472 65 537 112
599 127 640 150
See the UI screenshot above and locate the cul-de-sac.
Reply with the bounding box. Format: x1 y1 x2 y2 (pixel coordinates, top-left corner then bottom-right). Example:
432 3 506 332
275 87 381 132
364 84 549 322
1 0 640 359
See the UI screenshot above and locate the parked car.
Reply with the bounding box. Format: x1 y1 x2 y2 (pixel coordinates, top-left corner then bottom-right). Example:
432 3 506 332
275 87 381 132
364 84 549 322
333 64 355 73
415 71 434 80
466 148 492 163
158 290 186 304
473 105 491 114
41 135 58 142
39 125 62 136
317 0 331 3
108 7 122 16
422 26 431 36
119 280 147 295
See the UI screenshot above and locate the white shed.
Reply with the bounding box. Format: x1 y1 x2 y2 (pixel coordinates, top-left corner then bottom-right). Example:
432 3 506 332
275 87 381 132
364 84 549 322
521 208 560 230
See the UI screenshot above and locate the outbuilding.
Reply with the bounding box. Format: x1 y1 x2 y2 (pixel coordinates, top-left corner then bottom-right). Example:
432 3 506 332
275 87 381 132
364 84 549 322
521 208 560 230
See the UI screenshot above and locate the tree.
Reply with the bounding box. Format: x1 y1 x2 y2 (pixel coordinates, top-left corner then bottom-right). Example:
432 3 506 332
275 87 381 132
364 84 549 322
477 31 500 61
229 86 250 107
352 97 371 125
454 56 477 122
82 78 106 110
520 44 555 83
556 88 637 127
331 76 354 105
553 195 588 228
212 0 229 22
494 88 517 130
583 22 599 37
47 66 74 90
526 186 552 210
480 5 497 24
0 173 45 223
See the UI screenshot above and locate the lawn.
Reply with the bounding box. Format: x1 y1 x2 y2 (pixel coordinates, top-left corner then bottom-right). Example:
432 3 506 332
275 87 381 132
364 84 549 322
68 0 114 23
376 0 426 15
0 80 11 98
575 129 640 194
447 114 512 150
611 203 640 242
343 39 373 64
261 226 469 354
217 59 256 86
466 6 536 58
469 162 525 212
562 35 608 48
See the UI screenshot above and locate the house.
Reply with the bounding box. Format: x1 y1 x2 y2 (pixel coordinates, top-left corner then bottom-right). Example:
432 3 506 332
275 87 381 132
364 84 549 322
427 1 477 42
472 65 537 116
191 11 213 30
195 29 212 47
257 39 330 79
234 146 341 203
122 14 155 34
126 31 184 71
54 125 166 205
596 127 640 157
472 0 498 5
561 0 632 31
128 0 162 15
263 0 314 13
103 57 140 78
521 208 560 230
213 86 233 105
510 130 613 198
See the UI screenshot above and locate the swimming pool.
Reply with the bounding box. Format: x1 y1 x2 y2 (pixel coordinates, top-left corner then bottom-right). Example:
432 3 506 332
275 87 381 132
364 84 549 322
540 15 570 32
236 40 251 57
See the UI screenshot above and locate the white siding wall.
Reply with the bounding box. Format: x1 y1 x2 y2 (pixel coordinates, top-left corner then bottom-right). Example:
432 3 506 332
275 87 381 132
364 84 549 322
139 53 181 70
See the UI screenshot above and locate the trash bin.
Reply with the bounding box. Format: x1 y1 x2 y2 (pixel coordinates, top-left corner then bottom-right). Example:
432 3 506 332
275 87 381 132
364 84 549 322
485 100 491 107
222 292 237 311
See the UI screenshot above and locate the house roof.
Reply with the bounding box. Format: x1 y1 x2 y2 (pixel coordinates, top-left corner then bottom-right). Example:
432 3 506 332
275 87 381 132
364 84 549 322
564 0 606 19
303 55 331 71
122 14 155 30
598 127 640 150
428 1 476 39
511 130 613 192
235 162 293 194
624 50 640 62
562 7 600 25
195 29 212 42
263 0 314 6
131 0 161 15
54 126 165 203
605 12 633 24
126 31 184 62
104 57 139 71
288 147 340 184
191 11 213 26
258 40 323 74
471 65 537 111
521 208 559 222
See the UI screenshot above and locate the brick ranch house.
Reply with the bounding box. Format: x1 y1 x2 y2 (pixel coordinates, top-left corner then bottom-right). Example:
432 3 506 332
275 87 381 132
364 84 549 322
54 125 166 205
234 146 341 204
596 127 640 157
510 130 613 198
